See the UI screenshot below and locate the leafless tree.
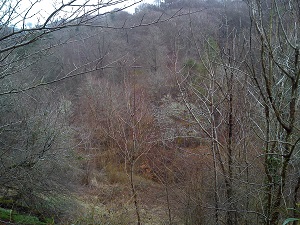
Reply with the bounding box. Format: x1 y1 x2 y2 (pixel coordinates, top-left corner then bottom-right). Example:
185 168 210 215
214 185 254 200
0 88 75 215
244 0 300 224
0 0 145 96
0 0 143 216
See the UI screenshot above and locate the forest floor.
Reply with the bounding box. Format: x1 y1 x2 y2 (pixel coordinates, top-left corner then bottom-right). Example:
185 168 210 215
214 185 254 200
72 167 178 225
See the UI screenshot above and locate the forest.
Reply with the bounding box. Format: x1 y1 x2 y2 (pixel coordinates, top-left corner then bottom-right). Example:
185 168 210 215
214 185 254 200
0 0 299 224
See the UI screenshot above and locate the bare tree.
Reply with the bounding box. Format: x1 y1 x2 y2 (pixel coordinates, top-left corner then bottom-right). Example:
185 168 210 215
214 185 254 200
167 4 262 223
0 88 75 216
107 69 156 225
244 0 300 224
0 0 145 95
0 0 143 218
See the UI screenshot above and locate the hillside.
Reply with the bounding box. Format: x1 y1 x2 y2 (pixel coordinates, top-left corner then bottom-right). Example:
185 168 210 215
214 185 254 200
0 0 299 224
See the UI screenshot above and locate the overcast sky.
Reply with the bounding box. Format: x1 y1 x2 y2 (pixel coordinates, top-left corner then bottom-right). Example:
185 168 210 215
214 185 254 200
19 0 155 27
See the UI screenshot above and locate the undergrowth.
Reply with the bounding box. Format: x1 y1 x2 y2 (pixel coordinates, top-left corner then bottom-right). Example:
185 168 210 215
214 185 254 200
0 207 54 225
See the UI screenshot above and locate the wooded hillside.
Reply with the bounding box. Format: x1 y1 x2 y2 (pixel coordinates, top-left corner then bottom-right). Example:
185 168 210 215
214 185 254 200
0 0 299 224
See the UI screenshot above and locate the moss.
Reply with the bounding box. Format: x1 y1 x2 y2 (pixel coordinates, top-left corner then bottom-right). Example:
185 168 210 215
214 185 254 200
0 207 12 220
11 213 42 225
0 207 53 225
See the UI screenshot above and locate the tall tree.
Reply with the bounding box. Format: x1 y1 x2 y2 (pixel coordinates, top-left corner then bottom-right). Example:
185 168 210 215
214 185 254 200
245 0 300 223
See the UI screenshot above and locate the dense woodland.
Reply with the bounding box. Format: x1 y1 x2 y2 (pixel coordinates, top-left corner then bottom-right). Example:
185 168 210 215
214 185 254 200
0 0 299 224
